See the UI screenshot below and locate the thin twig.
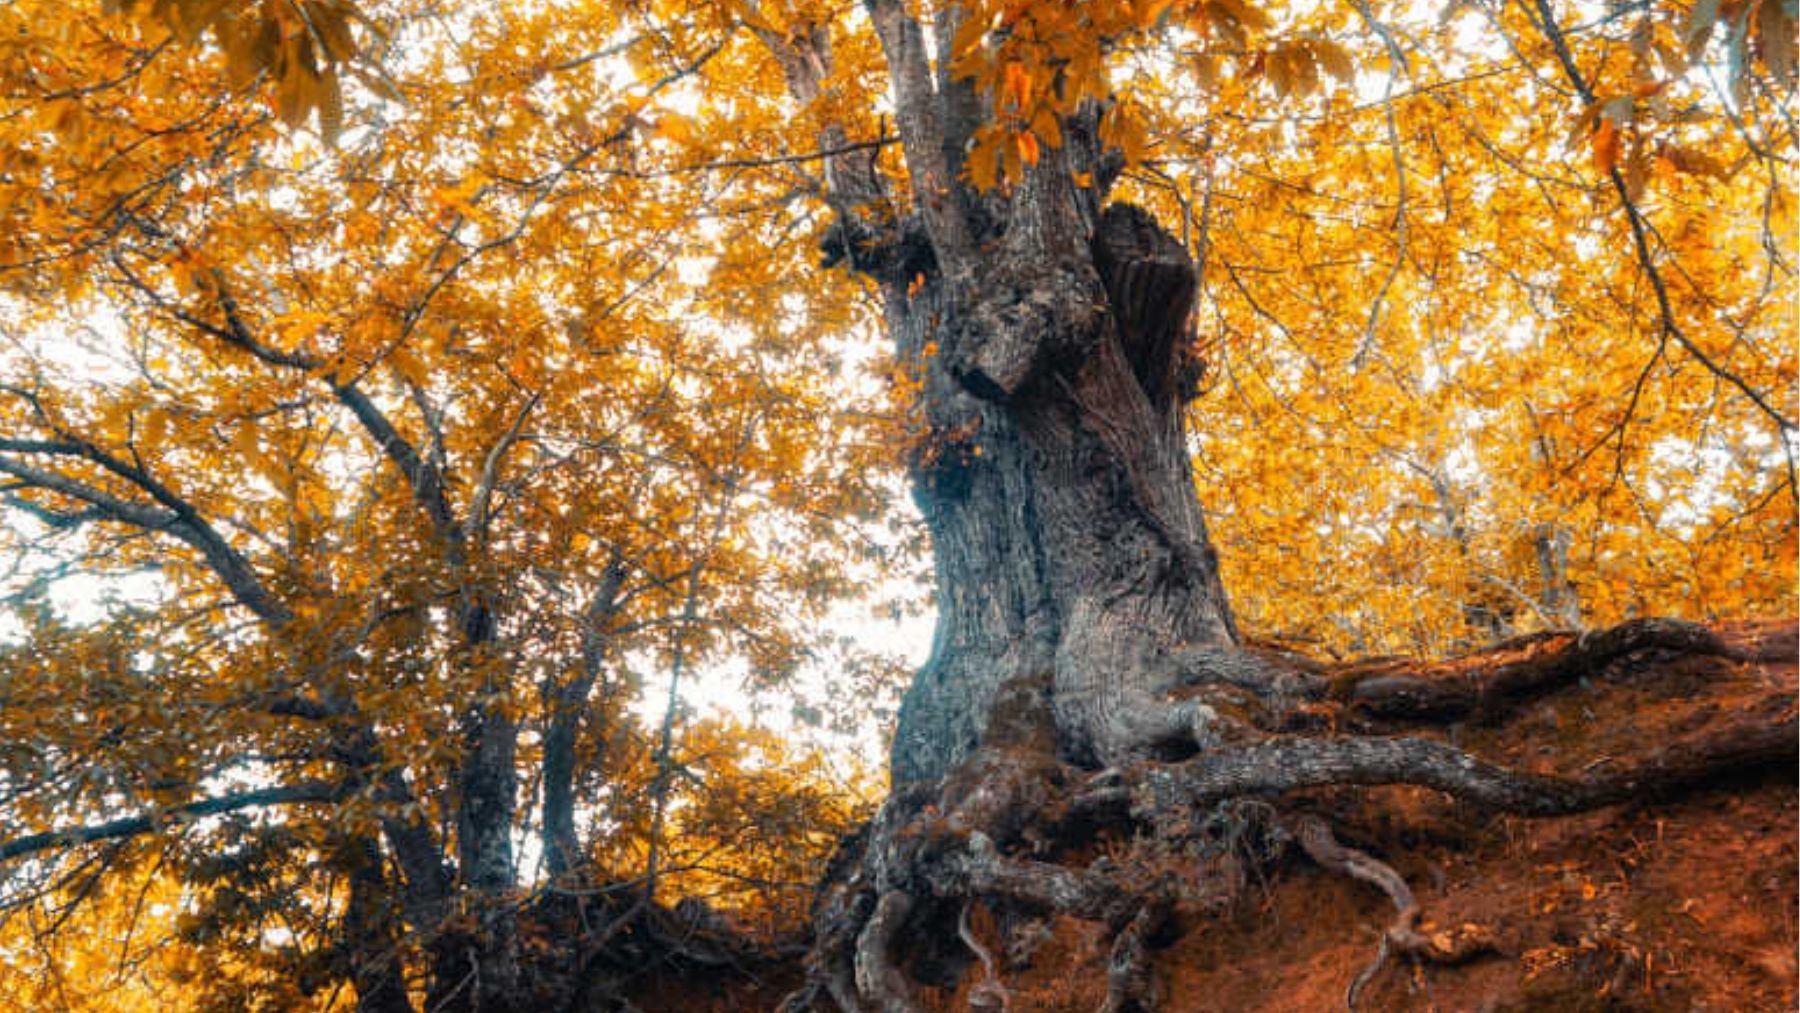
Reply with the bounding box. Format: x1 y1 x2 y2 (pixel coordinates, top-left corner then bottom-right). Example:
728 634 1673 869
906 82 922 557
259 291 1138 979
1350 0 1412 372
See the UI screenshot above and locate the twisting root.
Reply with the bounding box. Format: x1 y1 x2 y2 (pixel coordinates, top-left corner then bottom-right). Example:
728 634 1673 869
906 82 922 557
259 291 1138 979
1343 617 1739 724
1344 932 1390 1011
1286 814 1495 1010
1112 698 1796 819
775 621 1791 1013
959 901 1011 1012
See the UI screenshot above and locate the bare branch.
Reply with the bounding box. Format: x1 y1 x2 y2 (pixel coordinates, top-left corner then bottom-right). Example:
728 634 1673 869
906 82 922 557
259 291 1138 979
470 391 541 545
1 783 340 863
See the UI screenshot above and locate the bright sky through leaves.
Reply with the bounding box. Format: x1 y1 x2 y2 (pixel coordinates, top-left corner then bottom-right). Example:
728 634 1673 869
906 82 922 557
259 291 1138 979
0 0 1791 1006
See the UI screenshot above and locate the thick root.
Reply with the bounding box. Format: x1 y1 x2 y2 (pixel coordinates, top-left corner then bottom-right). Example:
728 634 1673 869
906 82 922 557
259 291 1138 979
1100 894 1172 1013
854 890 923 1013
1113 692 1794 819
1341 617 1739 724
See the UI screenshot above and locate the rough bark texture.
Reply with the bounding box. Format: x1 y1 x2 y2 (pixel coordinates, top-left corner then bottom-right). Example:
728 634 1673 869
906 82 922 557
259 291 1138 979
759 2 1238 785
341 834 418 1013
882 137 1240 783
543 557 627 878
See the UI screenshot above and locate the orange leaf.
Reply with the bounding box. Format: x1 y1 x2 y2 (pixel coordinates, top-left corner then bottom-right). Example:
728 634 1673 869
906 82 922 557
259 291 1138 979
1016 130 1040 166
1002 60 1032 113
1590 119 1622 175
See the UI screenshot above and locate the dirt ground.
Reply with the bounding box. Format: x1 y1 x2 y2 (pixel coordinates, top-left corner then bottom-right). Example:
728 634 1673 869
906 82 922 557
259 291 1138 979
632 619 1797 1012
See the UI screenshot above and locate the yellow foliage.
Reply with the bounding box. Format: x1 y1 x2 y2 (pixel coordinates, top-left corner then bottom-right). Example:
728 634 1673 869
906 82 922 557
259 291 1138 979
0 0 1792 1003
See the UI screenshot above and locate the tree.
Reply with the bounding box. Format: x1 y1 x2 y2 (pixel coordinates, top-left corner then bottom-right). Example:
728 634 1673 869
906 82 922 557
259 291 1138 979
0 0 1793 1011
734 3 1794 1007
0 3 898 1007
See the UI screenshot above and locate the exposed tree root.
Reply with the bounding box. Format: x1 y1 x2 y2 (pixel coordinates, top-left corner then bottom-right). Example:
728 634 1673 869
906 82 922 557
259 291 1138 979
1114 692 1794 819
958 901 1011 1013
779 620 1796 1013
855 890 922 1013
1285 814 1495 1010
1339 617 1739 724
1101 892 1171 1013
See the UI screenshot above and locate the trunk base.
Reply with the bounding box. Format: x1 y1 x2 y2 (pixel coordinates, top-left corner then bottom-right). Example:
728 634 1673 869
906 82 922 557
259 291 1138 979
774 618 1796 1013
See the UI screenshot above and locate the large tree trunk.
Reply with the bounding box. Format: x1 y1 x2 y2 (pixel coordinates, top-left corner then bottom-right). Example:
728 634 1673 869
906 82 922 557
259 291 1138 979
829 2 1243 783
888 189 1243 781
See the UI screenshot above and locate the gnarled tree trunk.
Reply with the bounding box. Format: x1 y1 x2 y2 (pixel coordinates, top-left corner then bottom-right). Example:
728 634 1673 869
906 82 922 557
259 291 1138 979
889 191 1247 781
784 2 1247 784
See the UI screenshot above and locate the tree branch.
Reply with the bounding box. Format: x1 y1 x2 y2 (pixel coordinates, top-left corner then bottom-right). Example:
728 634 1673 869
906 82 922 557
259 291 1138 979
1 783 340 863
1349 0 1411 372
864 0 973 274
469 391 540 546
0 455 179 533
329 380 462 546
0 452 291 624
114 252 469 547
1521 0 1797 451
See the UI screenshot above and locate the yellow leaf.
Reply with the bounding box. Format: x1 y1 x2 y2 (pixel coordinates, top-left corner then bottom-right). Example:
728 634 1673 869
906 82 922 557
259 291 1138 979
1309 39 1355 85
656 113 694 145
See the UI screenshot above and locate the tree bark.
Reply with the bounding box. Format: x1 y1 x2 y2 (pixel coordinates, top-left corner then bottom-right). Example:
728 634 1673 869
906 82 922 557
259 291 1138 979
340 834 417 1013
865 126 1239 781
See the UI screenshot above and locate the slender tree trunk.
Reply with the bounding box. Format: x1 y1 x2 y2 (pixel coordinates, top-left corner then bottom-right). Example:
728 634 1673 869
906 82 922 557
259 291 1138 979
448 598 521 1012
329 735 453 1013
405 593 518 1013
543 557 627 878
